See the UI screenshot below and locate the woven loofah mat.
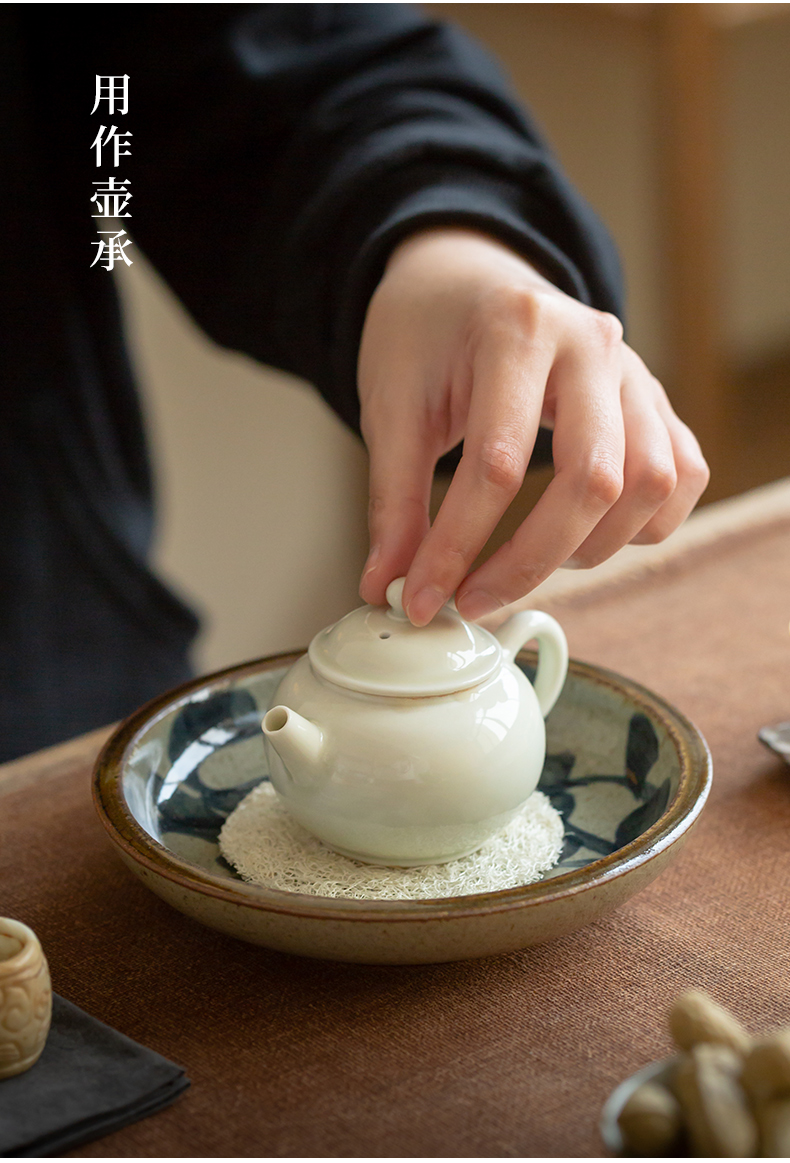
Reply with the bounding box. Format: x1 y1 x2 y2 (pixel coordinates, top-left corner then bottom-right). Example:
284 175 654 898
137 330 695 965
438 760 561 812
219 784 564 900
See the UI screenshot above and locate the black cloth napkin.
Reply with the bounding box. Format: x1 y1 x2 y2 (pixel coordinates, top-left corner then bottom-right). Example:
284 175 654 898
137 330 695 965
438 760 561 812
0 994 189 1157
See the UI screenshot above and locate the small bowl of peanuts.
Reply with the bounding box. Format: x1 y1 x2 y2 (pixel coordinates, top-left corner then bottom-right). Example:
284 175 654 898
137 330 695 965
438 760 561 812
600 990 790 1156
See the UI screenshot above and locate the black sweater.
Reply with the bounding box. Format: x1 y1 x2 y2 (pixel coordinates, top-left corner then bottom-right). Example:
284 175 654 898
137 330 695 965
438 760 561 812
0 3 622 761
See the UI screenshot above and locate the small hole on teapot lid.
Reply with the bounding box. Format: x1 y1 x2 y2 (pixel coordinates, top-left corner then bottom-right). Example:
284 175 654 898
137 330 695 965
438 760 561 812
379 632 391 639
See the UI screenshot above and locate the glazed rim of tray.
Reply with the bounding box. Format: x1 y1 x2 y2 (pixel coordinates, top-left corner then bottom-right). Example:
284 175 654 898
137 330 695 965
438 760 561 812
93 651 712 920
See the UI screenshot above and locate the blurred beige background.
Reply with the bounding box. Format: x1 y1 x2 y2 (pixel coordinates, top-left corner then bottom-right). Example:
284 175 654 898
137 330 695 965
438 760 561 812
117 254 369 674
117 2 790 676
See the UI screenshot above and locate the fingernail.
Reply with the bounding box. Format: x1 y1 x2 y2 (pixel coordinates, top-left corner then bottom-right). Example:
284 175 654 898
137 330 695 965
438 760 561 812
562 557 581 570
362 545 381 578
406 585 446 627
456 589 502 621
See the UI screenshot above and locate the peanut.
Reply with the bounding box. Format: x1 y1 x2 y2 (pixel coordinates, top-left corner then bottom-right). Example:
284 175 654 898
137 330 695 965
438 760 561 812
669 990 751 1057
755 1096 790 1157
742 1028 790 1105
672 1043 759 1157
617 1080 683 1156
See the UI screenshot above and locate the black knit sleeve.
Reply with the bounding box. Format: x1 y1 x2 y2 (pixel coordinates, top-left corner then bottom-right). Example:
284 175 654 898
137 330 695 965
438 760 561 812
88 3 624 435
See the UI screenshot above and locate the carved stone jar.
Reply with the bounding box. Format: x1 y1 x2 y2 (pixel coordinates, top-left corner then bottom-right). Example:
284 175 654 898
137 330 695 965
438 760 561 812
0 918 52 1079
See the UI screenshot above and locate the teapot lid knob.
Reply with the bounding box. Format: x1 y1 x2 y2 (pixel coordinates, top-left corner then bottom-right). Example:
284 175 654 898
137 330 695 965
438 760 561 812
385 577 410 621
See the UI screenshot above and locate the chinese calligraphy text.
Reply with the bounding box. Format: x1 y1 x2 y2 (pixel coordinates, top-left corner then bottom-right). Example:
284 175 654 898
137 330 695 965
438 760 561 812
90 74 133 271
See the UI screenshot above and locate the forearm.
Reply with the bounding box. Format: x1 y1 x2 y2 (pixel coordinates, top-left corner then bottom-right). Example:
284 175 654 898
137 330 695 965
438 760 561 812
56 4 622 431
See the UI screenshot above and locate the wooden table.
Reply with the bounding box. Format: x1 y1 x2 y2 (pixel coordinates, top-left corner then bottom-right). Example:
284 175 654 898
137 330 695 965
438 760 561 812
3 480 790 1157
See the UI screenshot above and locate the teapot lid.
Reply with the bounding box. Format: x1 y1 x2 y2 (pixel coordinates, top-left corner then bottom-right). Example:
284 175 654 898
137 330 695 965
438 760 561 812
307 578 503 696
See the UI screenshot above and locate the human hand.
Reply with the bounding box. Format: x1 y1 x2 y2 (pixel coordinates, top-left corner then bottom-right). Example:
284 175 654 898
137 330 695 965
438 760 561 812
357 228 710 625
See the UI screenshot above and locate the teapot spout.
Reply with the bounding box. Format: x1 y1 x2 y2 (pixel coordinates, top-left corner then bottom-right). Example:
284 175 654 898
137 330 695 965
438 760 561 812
262 706 324 784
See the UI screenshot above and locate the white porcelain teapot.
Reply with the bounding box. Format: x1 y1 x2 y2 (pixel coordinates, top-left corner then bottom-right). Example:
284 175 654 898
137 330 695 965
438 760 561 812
262 578 568 867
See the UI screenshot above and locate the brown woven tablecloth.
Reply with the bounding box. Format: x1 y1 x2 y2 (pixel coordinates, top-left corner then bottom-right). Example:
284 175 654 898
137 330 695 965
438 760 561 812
2 501 790 1157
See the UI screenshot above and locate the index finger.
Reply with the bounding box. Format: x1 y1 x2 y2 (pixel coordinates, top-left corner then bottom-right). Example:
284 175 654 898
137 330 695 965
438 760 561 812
402 325 554 626
455 332 626 620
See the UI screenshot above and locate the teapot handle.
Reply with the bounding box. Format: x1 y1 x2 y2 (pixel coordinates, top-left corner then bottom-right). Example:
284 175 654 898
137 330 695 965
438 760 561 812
494 610 568 717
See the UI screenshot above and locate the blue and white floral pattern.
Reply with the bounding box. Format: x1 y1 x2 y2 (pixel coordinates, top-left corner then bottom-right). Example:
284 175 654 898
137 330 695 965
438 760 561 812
122 662 678 886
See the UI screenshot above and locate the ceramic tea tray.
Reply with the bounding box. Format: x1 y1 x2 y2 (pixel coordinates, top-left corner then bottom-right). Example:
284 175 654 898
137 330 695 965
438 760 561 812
93 651 711 964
